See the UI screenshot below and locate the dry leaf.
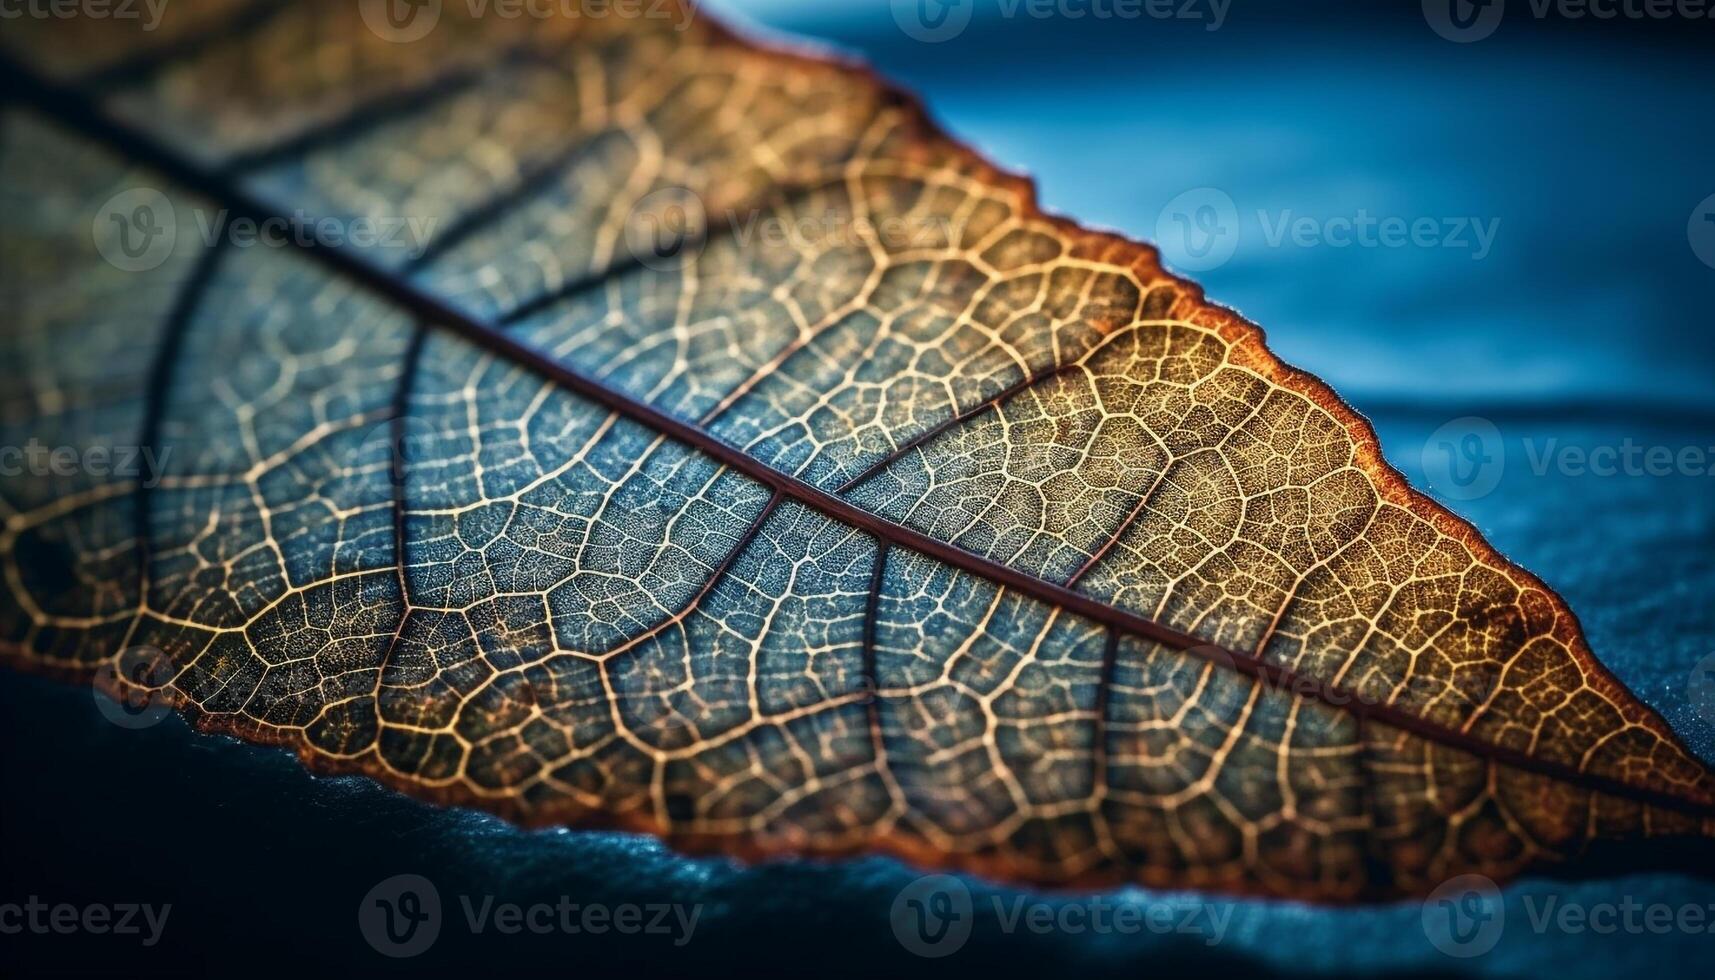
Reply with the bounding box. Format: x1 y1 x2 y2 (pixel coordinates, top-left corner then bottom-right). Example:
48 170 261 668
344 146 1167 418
1 0 1710 900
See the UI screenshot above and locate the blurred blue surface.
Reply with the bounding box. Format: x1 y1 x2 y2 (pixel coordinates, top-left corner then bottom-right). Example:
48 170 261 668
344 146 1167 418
709 0 1715 414
4 2 1712 976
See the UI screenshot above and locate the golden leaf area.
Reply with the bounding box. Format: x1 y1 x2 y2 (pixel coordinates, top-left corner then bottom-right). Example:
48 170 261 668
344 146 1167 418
1 0 1710 900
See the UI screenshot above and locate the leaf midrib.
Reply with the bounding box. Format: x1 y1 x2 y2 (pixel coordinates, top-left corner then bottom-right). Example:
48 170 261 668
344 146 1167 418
6 53 1710 820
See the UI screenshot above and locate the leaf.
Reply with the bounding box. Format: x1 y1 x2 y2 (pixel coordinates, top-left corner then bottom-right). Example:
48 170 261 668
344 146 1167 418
0 1 1710 901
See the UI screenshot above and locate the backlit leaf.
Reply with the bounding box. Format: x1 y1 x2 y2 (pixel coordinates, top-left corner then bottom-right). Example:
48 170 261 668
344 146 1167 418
1 0 1710 900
